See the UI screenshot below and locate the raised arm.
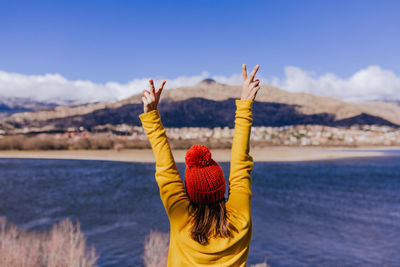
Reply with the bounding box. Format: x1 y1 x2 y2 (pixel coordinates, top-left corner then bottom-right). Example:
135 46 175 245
226 64 260 221
139 79 188 217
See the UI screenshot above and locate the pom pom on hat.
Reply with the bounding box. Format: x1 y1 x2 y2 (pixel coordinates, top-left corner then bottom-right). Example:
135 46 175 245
185 144 212 168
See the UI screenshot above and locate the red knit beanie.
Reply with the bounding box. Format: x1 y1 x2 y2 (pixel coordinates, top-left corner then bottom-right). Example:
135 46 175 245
184 144 226 205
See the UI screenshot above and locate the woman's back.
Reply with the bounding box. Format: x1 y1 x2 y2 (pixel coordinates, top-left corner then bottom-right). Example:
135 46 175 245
169 204 252 266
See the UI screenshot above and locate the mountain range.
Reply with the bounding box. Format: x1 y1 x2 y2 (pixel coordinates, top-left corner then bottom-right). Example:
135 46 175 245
0 97 59 119
1 79 399 133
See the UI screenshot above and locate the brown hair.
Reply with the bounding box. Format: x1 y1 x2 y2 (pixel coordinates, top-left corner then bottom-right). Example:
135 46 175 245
188 198 238 245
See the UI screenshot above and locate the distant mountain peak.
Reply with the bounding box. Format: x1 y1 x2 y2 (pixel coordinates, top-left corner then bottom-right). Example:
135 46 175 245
200 78 216 85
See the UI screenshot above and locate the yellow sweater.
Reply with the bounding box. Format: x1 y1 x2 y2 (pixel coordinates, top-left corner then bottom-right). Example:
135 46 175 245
139 99 254 267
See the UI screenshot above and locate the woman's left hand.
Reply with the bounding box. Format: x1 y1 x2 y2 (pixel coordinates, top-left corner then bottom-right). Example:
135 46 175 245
142 79 166 113
241 64 260 101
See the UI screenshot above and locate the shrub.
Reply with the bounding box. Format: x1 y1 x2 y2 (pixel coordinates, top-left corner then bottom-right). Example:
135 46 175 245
23 136 69 150
0 217 98 267
88 136 114 149
250 262 270 267
143 230 169 267
71 137 91 150
0 135 26 150
120 139 151 149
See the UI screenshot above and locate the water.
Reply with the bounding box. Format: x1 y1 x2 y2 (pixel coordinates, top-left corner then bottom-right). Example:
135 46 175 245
0 154 399 267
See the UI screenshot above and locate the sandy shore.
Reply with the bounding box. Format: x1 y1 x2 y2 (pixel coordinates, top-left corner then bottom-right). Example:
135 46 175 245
0 147 392 163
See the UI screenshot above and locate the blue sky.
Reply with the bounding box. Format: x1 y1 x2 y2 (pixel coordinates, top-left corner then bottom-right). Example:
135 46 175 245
0 0 399 102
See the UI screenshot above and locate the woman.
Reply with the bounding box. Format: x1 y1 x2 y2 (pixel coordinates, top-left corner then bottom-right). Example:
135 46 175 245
139 64 261 266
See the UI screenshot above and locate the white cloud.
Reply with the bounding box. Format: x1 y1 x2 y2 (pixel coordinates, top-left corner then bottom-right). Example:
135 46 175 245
0 65 399 103
0 71 242 103
270 65 400 102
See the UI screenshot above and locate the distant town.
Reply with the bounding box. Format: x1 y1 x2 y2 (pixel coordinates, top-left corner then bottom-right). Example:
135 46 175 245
0 124 399 150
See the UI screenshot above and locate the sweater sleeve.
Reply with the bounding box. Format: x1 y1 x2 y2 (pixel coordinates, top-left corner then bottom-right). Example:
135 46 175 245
226 99 254 221
139 109 189 217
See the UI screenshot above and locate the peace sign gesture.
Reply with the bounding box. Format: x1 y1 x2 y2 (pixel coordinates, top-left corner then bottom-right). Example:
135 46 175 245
241 64 261 101
142 79 166 113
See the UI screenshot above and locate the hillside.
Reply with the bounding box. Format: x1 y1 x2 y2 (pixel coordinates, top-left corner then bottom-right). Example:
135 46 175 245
1 80 399 133
0 97 58 119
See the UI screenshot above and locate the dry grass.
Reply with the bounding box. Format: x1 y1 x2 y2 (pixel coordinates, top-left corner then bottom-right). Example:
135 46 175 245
0 135 69 150
143 230 169 267
0 217 98 267
0 134 235 150
250 262 270 267
0 216 269 267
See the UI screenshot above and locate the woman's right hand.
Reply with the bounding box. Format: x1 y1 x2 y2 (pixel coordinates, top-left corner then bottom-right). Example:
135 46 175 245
241 64 260 101
142 79 166 113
